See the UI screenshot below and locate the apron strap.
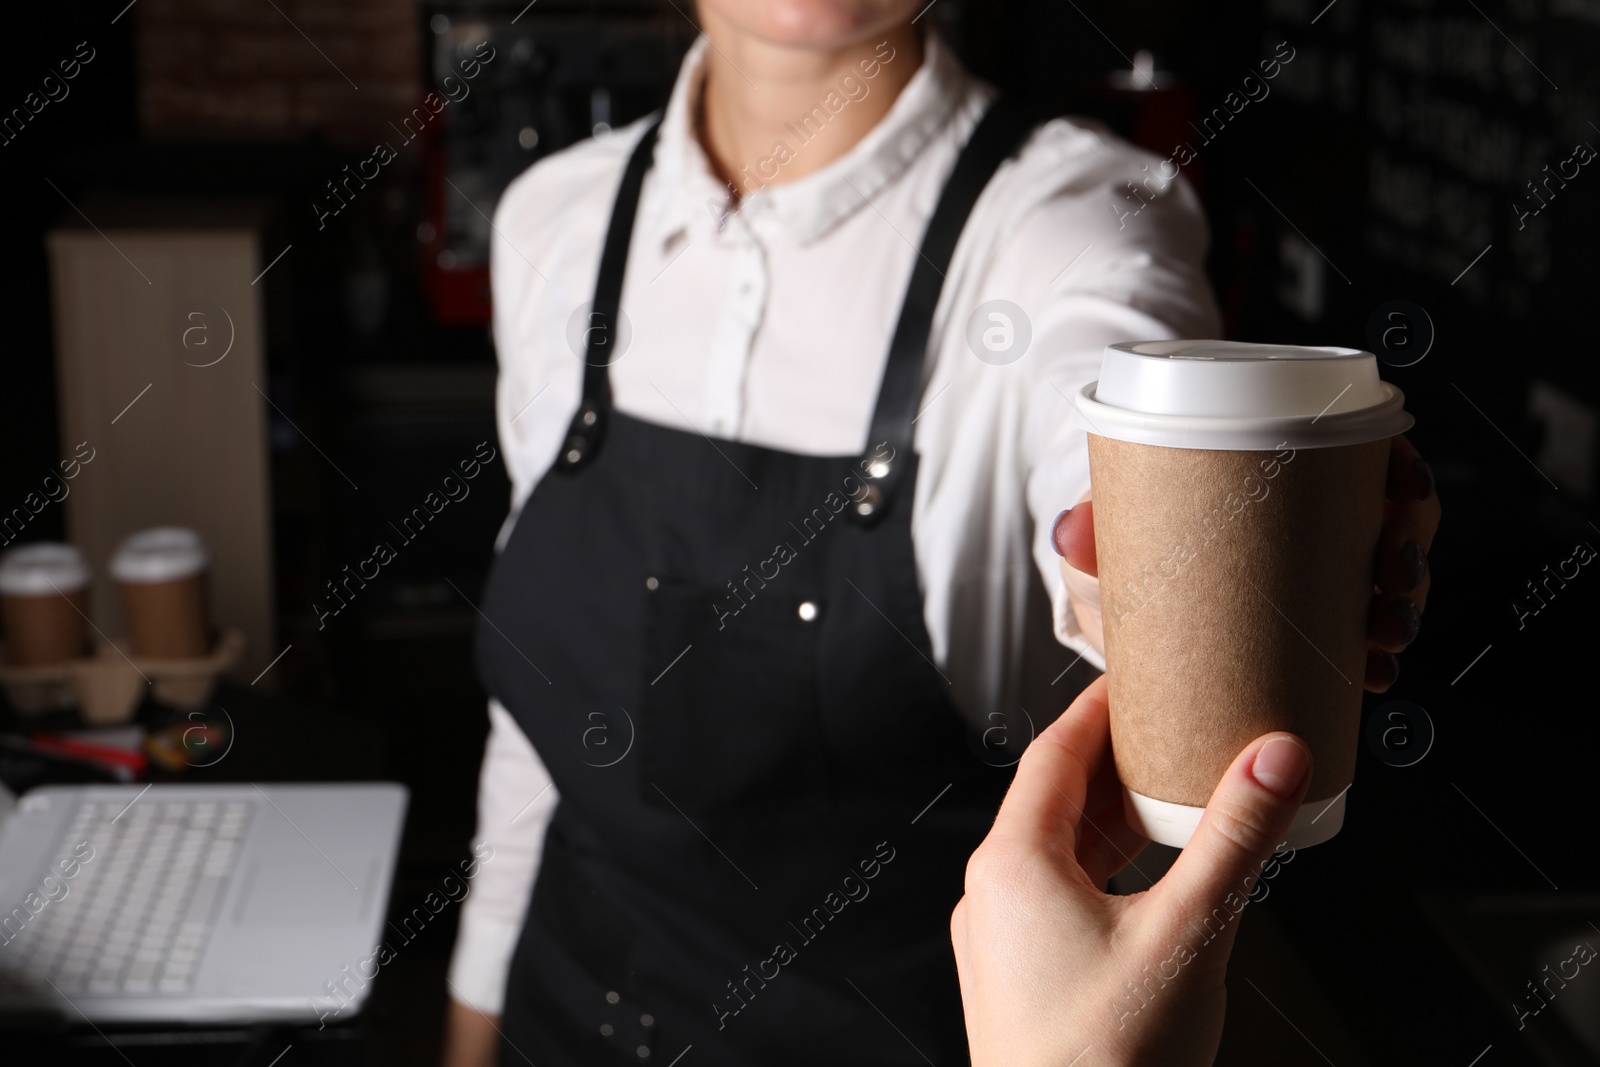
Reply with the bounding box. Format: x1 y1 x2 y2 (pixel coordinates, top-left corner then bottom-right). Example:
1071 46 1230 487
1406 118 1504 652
556 115 665 473
848 98 1035 525
555 99 1035 494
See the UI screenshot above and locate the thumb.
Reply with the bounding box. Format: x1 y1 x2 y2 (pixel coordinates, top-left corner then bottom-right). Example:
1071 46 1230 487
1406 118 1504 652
1154 734 1313 921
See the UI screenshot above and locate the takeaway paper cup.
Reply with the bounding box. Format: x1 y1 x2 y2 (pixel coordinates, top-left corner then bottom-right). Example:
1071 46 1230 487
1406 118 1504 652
1074 340 1413 849
112 527 212 660
0 543 92 666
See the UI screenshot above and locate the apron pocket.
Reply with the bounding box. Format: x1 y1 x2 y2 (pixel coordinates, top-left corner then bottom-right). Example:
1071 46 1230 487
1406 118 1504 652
638 577 830 820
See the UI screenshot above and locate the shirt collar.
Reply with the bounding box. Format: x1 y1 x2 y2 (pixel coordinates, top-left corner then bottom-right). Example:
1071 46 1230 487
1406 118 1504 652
647 31 974 249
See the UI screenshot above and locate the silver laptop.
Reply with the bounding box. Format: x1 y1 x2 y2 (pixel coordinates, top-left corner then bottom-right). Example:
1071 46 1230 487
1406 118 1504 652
0 781 406 1024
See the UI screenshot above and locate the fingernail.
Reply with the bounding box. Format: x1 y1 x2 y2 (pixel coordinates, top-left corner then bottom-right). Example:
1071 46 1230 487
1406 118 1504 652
1252 738 1310 798
1387 597 1421 644
1401 541 1427 591
1414 457 1435 500
1051 508 1072 556
1376 652 1401 694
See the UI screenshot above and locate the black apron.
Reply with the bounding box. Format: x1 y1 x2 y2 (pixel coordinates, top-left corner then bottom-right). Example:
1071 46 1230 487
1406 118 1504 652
477 100 1035 1067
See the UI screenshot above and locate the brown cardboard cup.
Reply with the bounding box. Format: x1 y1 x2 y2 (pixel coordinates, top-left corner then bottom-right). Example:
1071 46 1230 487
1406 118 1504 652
111 527 212 660
1075 341 1414 849
0 544 92 666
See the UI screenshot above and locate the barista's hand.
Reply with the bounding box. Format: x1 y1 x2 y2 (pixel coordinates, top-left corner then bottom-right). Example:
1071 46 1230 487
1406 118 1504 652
951 675 1312 1067
441 1000 501 1067
1053 435 1440 692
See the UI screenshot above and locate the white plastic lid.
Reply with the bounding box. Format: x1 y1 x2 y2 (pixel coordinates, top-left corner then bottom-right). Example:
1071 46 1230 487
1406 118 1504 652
0 543 92 596
110 527 210 583
1074 340 1414 450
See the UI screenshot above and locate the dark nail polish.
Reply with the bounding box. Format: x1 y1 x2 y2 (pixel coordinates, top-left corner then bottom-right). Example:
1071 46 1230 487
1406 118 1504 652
1051 508 1071 556
1388 597 1421 644
1414 457 1435 500
1401 541 1426 590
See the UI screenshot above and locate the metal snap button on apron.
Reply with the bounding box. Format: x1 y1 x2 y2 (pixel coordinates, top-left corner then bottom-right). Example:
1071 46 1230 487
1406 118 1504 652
797 601 819 622
854 483 884 517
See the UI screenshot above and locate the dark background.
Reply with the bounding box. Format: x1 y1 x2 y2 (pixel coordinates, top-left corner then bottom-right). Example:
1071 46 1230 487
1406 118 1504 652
1 0 1596 1064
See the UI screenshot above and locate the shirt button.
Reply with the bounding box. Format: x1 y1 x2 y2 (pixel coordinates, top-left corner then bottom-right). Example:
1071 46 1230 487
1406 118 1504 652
797 601 819 622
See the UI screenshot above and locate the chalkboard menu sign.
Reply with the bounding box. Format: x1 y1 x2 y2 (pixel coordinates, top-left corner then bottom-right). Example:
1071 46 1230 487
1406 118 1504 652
1252 0 1599 457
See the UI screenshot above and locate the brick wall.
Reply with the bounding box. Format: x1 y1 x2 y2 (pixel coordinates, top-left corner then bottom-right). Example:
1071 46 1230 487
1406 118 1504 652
138 0 420 142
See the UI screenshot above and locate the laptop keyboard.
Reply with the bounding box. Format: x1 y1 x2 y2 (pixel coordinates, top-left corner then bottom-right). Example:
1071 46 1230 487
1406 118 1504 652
5 797 252 996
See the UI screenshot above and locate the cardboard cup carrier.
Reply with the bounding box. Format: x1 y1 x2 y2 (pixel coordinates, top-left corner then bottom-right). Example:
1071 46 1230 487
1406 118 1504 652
0 543 92 666
112 527 212 659
1074 341 1413 849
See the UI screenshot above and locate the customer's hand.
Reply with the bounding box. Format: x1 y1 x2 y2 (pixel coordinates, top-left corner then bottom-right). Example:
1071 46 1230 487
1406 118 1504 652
1054 435 1440 691
951 675 1312 1067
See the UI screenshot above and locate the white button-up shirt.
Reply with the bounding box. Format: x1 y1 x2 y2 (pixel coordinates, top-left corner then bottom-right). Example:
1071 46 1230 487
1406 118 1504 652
449 31 1220 1011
